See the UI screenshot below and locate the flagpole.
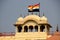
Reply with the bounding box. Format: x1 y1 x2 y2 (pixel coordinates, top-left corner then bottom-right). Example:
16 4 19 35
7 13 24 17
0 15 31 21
28 12 29 15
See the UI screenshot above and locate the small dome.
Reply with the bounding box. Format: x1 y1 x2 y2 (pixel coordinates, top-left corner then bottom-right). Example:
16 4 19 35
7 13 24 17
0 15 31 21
24 15 40 21
17 17 23 21
41 16 47 21
16 17 24 24
24 15 41 24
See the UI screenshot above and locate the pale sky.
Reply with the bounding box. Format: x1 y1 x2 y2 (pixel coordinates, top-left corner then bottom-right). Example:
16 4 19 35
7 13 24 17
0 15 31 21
0 0 60 33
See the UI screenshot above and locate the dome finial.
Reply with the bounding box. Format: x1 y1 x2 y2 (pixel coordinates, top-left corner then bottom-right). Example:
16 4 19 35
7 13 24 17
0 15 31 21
56 24 59 32
20 13 22 17
36 13 37 15
43 12 45 16
28 13 29 15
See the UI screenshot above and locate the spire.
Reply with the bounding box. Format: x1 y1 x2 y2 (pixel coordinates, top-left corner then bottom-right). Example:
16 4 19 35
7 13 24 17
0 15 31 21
36 13 37 15
20 14 22 17
32 12 33 15
39 12 40 17
28 13 29 15
56 24 59 32
24 14 25 17
43 12 45 16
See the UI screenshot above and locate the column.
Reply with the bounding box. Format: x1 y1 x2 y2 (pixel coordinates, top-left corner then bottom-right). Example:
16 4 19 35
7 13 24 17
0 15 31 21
16 27 18 32
38 25 40 32
45 25 47 32
32 25 34 32
22 26 24 32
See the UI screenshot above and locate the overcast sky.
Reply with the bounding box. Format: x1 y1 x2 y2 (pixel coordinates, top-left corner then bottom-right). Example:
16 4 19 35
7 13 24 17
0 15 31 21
0 0 60 33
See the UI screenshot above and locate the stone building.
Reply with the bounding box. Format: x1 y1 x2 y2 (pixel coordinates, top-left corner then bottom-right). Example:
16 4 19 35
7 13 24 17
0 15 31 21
0 13 56 40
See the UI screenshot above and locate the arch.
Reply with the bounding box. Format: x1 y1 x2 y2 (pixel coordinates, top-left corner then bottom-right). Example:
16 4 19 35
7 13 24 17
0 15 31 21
34 25 38 32
18 25 22 32
23 20 38 24
24 26 28 32
29 25 33 32
24 15 40 24
40 25 45 32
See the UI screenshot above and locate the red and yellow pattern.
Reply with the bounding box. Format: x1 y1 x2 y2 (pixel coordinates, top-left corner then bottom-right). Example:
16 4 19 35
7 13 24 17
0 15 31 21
28 3 40 12
28 5 33 11
33 4 40 9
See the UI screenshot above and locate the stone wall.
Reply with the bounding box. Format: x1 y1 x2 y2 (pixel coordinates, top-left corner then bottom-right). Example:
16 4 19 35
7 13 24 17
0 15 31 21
0 32 47 40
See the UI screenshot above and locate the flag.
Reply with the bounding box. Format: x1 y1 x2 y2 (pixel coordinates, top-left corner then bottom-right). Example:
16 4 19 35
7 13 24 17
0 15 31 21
28 5 33 12
33 3 40 12
28 3 40 12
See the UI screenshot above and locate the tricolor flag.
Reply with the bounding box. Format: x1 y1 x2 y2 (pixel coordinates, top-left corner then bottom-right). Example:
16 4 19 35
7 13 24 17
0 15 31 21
33 3 40 12
28 3 40 12
28 5 33 12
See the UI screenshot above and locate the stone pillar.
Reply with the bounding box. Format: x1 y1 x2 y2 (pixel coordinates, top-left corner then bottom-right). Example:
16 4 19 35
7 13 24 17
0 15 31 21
38 25 40 32
45 25 47 33
16 26 18 33
22 26 24 32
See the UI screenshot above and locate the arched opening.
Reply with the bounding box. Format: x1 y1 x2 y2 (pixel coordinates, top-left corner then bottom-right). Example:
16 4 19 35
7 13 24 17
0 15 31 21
18 25 22 32
29 25 33 32
40 25 45 32
34 25 38 32
24 26 28 32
